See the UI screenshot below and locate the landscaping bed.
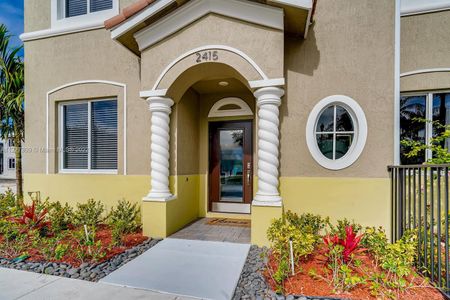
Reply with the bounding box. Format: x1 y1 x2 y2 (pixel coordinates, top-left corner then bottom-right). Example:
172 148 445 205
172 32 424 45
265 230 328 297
0 190 154 281
262 211 448 300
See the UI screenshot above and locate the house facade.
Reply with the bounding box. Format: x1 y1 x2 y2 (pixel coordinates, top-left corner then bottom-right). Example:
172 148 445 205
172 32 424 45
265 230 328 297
0 137 16 180
21 0 450 245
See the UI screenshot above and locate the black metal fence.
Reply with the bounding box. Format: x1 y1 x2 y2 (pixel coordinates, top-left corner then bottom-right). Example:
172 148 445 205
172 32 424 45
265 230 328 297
388 165 450 295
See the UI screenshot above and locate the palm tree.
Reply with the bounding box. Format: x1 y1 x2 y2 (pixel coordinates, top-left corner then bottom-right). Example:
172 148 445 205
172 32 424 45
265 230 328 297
0 24 24 199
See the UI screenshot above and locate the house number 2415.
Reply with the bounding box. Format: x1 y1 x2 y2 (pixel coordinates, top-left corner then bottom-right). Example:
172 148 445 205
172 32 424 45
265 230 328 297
195 51 219 63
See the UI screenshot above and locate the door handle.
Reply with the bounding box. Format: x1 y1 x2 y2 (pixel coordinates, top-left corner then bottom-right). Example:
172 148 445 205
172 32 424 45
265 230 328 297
246 162 251 186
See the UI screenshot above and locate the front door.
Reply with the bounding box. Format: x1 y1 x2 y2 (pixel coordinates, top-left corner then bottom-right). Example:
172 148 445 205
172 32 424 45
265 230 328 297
209 121 252 213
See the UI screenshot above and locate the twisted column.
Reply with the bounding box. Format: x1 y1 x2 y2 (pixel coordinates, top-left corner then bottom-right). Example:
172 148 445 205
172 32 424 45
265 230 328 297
253 87 284 206
143 96 175 201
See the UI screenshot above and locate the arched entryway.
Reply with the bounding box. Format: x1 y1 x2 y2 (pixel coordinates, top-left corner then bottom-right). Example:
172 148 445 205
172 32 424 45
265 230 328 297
139 45 285 240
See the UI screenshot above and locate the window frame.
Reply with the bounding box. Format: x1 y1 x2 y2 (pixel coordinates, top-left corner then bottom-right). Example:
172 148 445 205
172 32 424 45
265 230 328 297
399 89 450 164
51 0 119 29
58 98 118 175
306 95 368 170
8 158 15 170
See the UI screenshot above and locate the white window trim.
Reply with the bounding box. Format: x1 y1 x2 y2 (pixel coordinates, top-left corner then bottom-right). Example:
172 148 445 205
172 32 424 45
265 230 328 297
58 98 118 175
52 0 118 29
399 90 450 163
306 95 368 170
208 97 253 118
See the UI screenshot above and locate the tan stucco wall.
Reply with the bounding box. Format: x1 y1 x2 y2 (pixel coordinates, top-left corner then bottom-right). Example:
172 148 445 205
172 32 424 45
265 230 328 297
23 29 147 175
400 10 450 92
141 14 284 91
281 0 395 178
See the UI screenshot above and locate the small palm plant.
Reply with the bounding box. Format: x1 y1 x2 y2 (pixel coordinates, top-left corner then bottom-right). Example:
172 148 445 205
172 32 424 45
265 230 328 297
0 24 25 199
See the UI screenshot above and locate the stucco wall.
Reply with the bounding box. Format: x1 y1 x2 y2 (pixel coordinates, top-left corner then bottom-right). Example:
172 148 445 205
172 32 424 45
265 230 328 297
23 29 147 177
281 0 395 178
140 14 284 92
400 10 450 92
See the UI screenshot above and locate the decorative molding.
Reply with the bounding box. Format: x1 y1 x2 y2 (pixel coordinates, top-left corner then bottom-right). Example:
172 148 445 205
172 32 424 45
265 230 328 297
305 95 368 170
143 96 175 201
208 97 253 118
111 0 175 39
46 80 127 175
253 86 284 207
134 0 283 52
20 21 105 42
401 1 450 16
152 45 269 90
140 89 168 98
400 68 450 77
249 78 285 89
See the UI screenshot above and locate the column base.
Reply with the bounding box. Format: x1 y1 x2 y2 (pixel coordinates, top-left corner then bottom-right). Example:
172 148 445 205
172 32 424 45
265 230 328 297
143 191 176 202
252 193 282 207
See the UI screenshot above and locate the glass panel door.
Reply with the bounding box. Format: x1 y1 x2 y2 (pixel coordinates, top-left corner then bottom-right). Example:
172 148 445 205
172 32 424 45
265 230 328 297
219 129 244 202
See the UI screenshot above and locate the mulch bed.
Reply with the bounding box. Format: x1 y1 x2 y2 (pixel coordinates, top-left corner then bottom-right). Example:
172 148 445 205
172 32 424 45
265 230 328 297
0 225 147 267
264 247 446 300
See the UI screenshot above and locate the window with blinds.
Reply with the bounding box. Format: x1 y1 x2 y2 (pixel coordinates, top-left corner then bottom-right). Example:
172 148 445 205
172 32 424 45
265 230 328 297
62 99 117 171
65 0 113 18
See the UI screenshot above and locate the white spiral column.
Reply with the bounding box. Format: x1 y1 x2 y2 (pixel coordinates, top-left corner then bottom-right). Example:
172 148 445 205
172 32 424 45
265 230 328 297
143 96 175 201
253 87 284 206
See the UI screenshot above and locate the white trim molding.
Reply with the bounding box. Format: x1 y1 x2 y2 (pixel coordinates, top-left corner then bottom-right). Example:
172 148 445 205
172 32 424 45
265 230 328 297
152 45 269 90
20 21 105 42
133 0 283 52
249 78 285 89
46 80 127 175
394 0 401 165
306 95 368 170
208 97 253 118
400 68 450 77
401 1 450 16
111 0 175 39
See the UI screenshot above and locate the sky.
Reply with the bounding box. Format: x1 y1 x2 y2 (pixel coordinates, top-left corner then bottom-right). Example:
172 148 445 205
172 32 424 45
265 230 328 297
0 0 24 56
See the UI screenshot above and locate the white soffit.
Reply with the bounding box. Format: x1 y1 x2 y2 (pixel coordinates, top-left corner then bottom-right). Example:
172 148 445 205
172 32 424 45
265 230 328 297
401 0 450 16
133 0 284 51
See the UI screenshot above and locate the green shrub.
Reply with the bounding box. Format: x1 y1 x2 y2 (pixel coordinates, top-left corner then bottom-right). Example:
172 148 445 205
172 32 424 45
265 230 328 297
48 201 74 233
328 218 362 239
108 200 141 245
74 199 104 227
361 227 388 266
285 211 329 237
54 243 69 260
0 189 20 217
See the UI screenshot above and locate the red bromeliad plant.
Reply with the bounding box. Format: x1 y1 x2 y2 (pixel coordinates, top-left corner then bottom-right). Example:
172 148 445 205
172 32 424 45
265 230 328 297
8 200 49 231
323 226 364 262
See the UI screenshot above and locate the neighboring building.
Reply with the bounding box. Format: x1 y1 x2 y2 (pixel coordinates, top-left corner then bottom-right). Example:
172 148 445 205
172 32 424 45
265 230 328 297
0 137 16 180
20 0 450 244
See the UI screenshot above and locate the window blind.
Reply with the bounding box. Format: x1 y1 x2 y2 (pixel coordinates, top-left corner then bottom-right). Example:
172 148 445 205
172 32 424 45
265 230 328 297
63 103 89 169
65 0 88 18
90 0 113 13
91 100 118 170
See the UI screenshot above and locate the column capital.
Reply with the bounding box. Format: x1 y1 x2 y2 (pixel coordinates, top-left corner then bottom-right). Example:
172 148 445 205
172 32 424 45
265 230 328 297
147 96 174 113
254 86 284 107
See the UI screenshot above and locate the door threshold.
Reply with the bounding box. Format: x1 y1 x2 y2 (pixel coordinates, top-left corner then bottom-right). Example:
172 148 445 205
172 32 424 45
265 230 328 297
212 202 250 214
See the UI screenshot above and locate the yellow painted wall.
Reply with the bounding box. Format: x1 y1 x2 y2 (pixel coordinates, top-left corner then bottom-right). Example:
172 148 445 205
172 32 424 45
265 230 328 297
251 177 391 246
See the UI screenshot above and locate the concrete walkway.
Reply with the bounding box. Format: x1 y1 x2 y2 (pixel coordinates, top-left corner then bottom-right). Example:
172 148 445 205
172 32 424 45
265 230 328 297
0 268 195 300
100 238 250 300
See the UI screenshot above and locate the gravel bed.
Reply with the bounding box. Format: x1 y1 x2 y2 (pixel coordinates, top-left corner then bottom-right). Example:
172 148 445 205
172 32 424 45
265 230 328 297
233 245 348 300
0 238 160 282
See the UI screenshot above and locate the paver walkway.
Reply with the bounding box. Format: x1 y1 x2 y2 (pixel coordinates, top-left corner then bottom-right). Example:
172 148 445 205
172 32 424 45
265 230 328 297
0 267 194 300
170 218 251 243
100 238 250 300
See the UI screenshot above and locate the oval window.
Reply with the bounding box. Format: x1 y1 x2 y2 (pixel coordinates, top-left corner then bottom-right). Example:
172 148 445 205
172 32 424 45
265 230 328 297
306 95 367 170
